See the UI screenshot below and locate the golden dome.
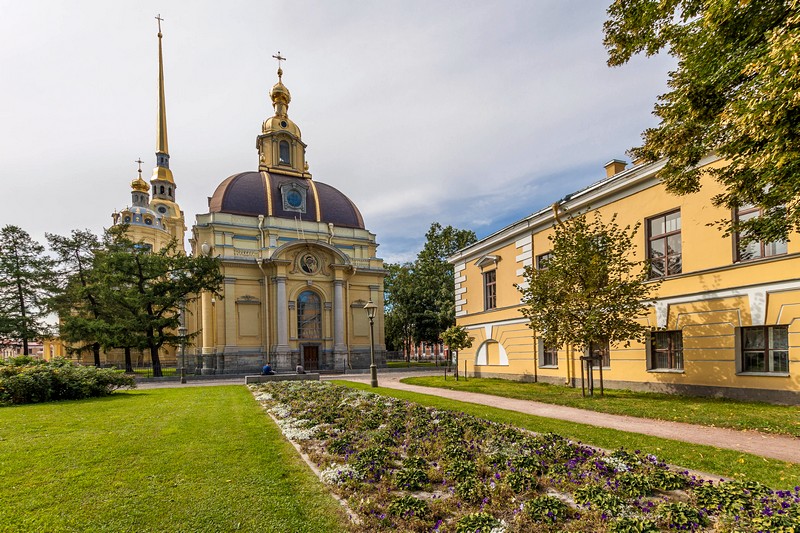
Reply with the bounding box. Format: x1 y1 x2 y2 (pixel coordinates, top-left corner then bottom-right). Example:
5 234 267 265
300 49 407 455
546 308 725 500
131 174 149 193
270 68 291 106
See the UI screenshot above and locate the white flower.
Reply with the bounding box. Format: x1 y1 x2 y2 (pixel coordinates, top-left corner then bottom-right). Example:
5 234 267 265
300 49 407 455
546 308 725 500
320 463 363 485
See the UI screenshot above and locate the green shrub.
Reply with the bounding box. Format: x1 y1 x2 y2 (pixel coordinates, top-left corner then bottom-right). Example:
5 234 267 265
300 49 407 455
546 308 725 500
655 501 708 529
608 516 660 533
455 511 501 533
523 494 571 523
0 360 135 405
387 495 430 519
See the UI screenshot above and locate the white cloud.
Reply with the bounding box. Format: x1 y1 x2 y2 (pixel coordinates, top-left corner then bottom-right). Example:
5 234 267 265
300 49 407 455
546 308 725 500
0 0 673 263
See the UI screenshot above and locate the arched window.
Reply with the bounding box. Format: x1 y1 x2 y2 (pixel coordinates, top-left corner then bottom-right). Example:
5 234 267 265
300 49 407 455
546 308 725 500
279 140 290 165
168 187 172 196
297 291 321 339
160 185 165 194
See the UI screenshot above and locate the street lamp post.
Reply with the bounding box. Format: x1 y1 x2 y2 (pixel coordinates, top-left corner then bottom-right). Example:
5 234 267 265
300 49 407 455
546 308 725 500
178 298 187 384
363 299 378 388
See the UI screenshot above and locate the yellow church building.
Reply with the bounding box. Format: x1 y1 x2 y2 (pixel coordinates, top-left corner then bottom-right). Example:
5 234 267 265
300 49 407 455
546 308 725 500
449 156 799 404
106 23 385 374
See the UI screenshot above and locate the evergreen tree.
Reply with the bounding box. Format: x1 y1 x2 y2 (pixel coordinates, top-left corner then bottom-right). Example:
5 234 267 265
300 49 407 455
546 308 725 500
92 230 223 377
0 225 57 355
604 0 800 244
47 229 105 367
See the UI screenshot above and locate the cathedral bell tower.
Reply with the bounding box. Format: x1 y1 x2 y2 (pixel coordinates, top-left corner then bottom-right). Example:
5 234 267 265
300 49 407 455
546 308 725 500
257 53 311 179
147 15 185 246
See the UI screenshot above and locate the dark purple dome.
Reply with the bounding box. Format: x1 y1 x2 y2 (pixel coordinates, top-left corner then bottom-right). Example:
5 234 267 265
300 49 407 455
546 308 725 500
208 171 365 229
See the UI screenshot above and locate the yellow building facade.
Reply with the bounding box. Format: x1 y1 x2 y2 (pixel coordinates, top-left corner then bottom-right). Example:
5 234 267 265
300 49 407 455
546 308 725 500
100 25 385 373
186 63 386 373
449 156 799 404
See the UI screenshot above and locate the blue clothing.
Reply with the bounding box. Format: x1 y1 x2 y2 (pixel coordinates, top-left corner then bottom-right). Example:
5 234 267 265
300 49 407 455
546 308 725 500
262 364 274 375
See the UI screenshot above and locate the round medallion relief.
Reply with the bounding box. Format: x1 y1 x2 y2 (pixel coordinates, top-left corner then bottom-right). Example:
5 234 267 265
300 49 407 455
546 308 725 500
300 253 319 274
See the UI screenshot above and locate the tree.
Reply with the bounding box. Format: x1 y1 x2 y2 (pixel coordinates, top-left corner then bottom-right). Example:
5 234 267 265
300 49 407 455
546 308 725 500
384 262 416 358
604 1 800 244
517 212 657 387
0 226 57 355
413 223 477 345
441 324 473 380
47 229 105 367
89 230 224 377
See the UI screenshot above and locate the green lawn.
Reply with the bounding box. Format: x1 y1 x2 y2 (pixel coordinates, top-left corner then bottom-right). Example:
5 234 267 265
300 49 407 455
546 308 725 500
0 386 349 532
402 376 800 437
385 361 440 368
334 380 800 489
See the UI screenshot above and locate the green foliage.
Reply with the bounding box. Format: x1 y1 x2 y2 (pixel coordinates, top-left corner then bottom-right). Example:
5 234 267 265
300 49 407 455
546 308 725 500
62 227 223 377
0 359 135 405
609 516 660 533
0 225 57 354
518 212 657 356
604 0 800 244
454 511 501 533
573 483 626 515
523 495 570 523
387 495 430 519
384 223 476 353
506 469 539 494
394 457 429 490
655 501 708 530
693 479 771 514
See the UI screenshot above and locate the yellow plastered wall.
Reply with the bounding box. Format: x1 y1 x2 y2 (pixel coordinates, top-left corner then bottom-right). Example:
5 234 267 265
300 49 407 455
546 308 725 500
454 159 800 400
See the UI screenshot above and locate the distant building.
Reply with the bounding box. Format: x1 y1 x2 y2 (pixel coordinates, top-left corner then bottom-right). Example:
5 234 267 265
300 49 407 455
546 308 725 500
449 157 799 404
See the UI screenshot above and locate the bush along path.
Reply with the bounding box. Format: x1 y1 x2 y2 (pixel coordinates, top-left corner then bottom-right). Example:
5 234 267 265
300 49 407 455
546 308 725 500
250 381 800 533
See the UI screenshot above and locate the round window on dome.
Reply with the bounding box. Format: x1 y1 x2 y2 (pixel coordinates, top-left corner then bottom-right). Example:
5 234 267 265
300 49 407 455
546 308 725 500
286 189 303 208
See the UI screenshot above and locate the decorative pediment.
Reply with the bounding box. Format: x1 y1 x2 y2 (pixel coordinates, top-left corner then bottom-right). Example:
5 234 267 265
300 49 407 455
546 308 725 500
474 254 500 269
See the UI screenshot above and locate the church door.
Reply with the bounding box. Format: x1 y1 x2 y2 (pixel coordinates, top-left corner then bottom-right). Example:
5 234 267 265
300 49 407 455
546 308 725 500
303 345 319 371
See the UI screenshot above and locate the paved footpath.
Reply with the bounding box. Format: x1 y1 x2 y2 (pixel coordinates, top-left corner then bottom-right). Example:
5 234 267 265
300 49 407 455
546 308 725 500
331 372 800 464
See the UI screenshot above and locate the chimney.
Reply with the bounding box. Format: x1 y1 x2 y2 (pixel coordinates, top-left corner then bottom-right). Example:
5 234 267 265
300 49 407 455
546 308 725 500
604 159 627 178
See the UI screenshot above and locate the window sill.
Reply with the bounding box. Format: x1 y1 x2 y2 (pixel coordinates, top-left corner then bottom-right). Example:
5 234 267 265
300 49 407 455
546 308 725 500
538 365 558 369
736 372 790 377
647 369 684 374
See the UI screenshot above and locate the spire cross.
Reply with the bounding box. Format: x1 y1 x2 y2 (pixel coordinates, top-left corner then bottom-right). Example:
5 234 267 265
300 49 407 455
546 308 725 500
135 158 144 174
272 51 286 67
155 14 164 34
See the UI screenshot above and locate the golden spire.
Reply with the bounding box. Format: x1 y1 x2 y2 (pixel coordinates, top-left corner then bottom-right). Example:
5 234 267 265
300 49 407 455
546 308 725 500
155 14 169 160
152 14 174 184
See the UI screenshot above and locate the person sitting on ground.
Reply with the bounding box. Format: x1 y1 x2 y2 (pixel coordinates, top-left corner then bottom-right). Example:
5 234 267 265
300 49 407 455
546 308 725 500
261 363 275 375
296 364 305 374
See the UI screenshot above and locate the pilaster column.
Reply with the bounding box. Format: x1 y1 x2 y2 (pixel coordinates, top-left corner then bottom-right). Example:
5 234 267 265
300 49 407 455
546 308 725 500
201 291 215 374
333 279 346 353
223 277 237 353
275 275 290 351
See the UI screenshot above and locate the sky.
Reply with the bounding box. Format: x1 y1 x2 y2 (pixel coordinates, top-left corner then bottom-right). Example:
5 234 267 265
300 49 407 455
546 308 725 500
0 1 674 264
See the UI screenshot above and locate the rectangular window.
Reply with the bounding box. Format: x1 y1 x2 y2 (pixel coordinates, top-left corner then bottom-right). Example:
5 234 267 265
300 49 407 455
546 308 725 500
483 269 496 310
589 340 610 368
542 344 558 367
739 325 789 373
536 252 553 270
647 210 682 278
649 330 683 370
735 206 788 261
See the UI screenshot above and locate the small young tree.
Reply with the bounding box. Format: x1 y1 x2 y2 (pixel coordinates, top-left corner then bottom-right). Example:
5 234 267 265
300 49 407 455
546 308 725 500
441 324 473 381
0 225 57 355
517 212 658 392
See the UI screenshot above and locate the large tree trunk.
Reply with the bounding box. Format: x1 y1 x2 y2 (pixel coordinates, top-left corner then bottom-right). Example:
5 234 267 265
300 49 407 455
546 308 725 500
124 347 133 373
92 342 101 367
147 331 162 377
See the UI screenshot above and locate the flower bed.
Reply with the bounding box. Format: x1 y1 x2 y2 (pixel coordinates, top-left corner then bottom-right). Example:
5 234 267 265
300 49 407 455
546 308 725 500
251 381 800 532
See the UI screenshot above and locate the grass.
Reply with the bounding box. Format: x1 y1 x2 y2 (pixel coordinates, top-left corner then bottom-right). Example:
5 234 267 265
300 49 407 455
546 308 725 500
0 386 350 532
401 376 800 437
386 361 440 368
333 380 800 489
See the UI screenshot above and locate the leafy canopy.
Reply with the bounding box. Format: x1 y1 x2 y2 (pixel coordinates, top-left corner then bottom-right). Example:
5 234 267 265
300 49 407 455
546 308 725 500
604 0 800 244
517 212 657 352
